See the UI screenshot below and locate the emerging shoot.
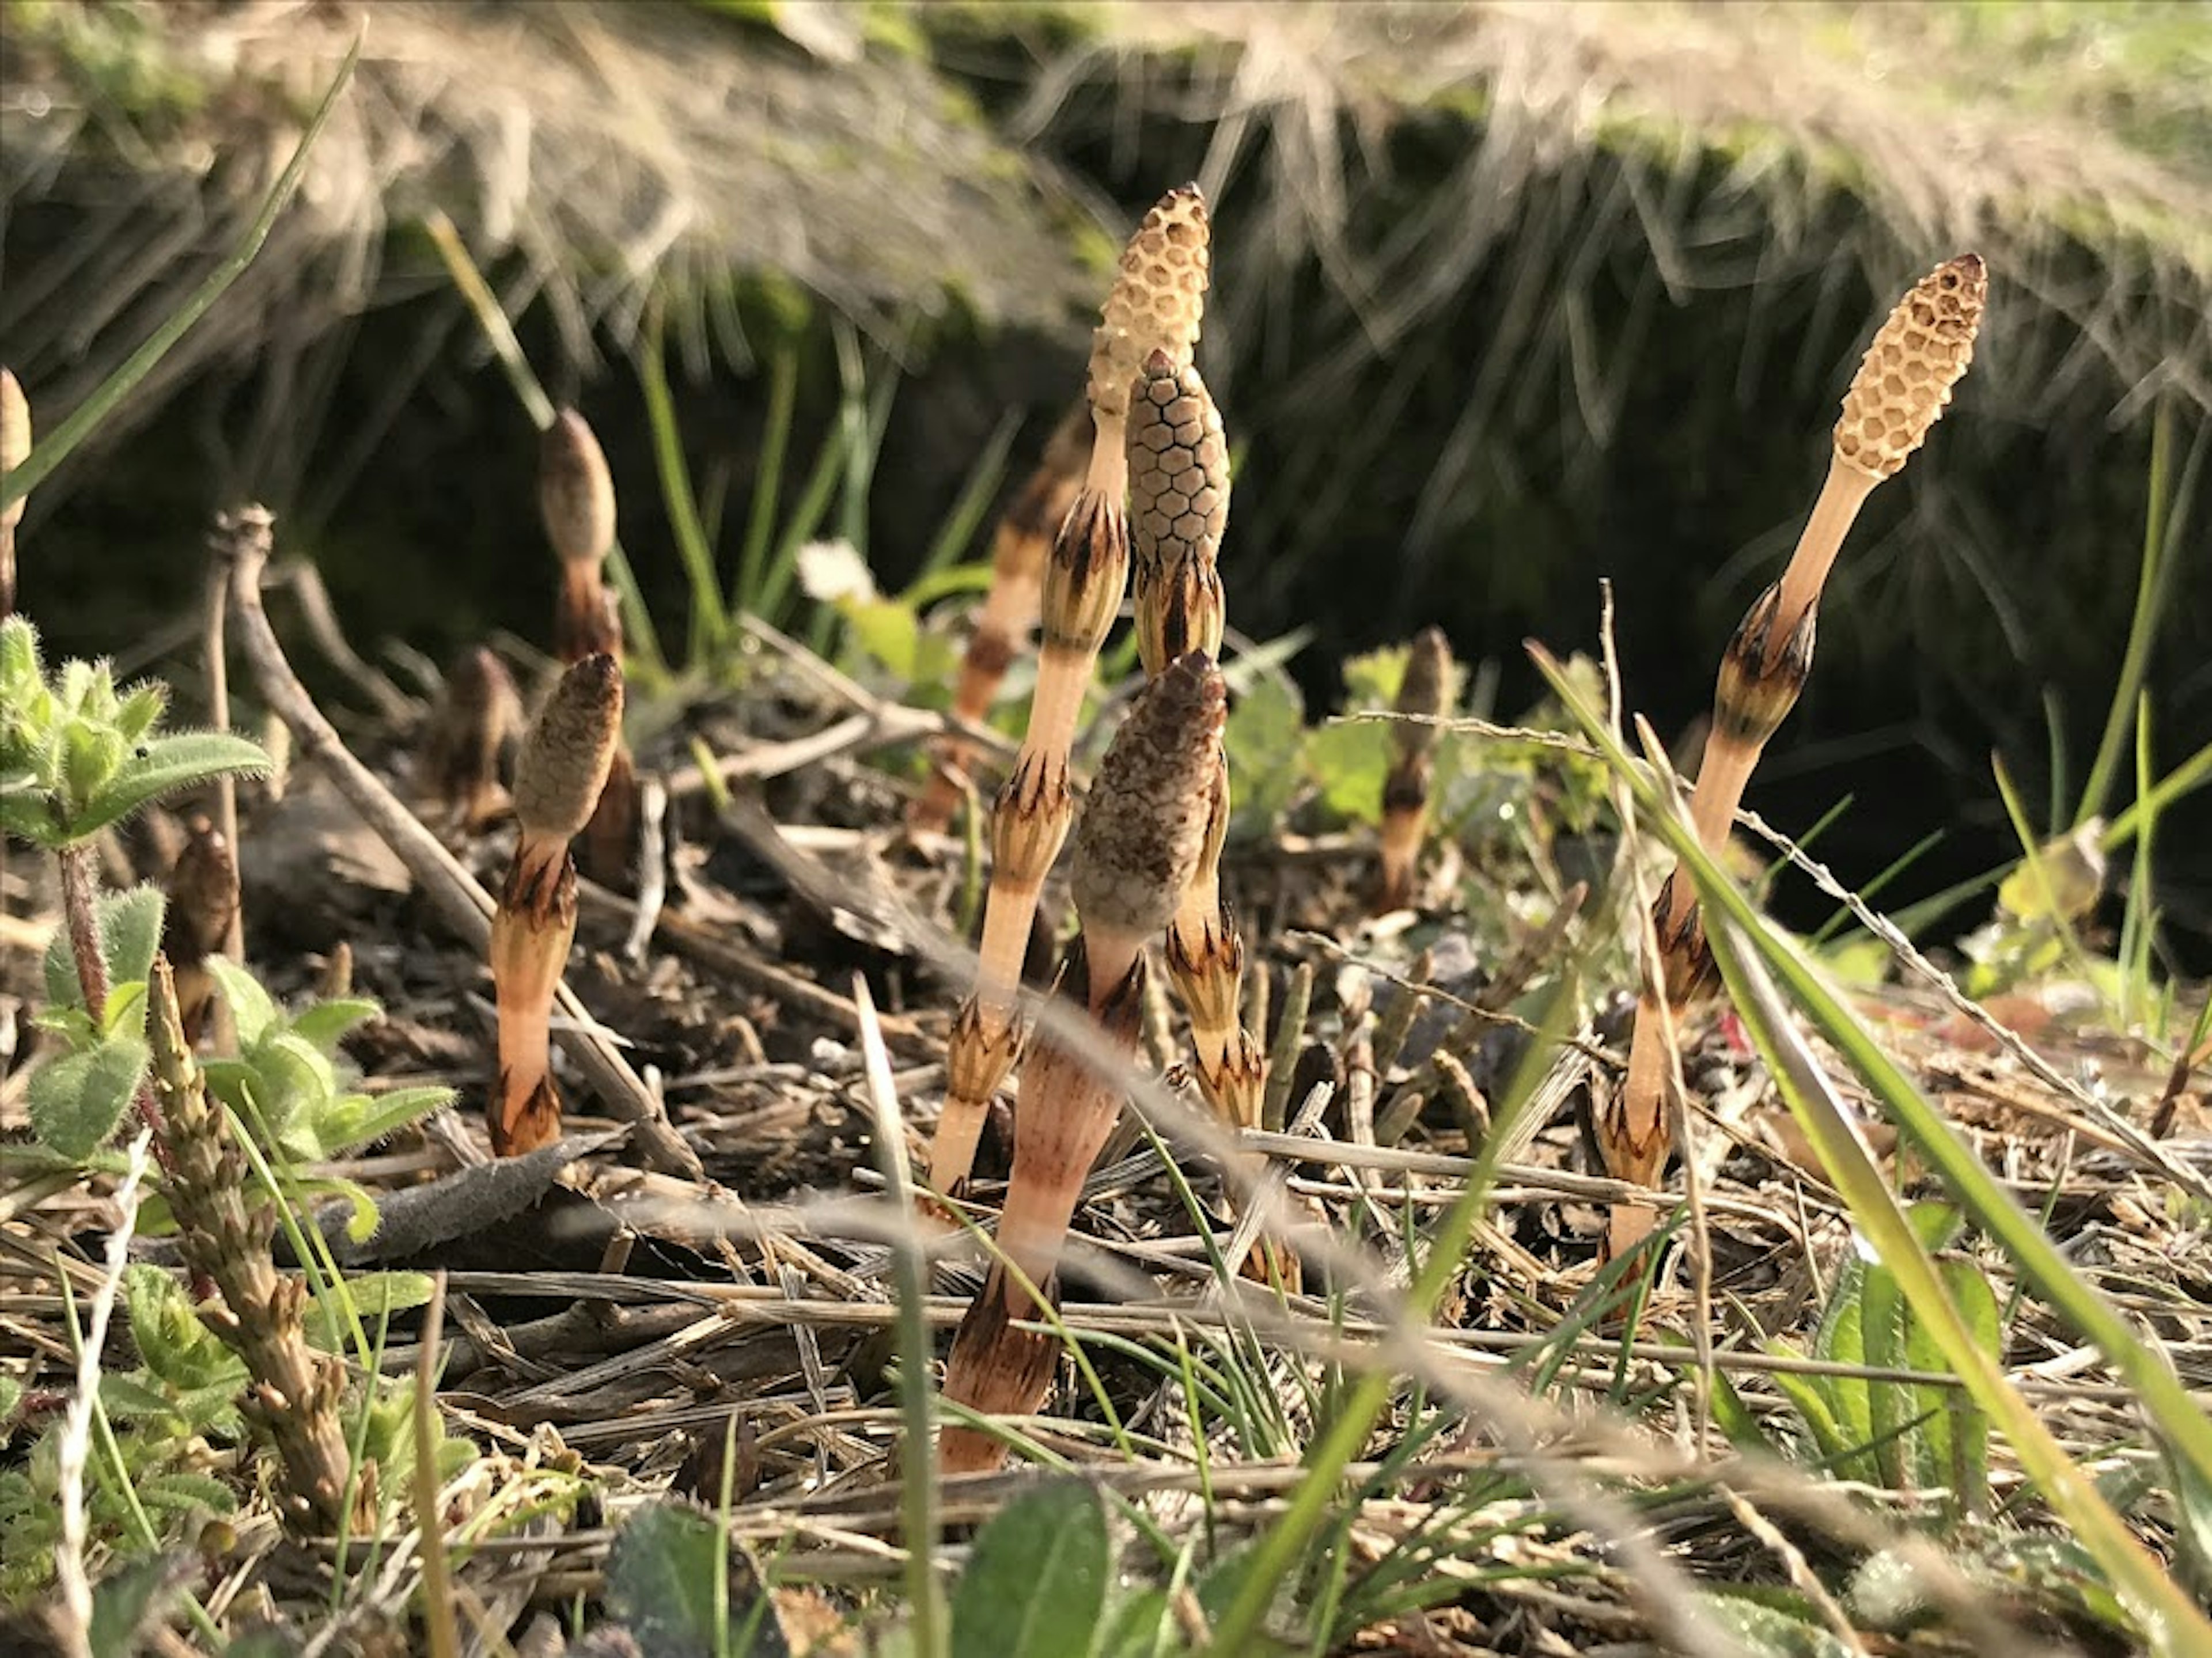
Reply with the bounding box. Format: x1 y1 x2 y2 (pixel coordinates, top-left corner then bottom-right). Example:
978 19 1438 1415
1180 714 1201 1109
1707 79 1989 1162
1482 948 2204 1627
490 652 623 1155
1377 627 1453 913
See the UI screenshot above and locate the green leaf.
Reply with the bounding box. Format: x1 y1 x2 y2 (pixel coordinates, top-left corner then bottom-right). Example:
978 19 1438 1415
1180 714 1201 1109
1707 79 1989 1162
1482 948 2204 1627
1808 1258 1875 1482
139 1471 240 1518
88 1551 192 1658
605 1500 792 1658
1697 1588 1857 1658
301 1085 456 1160
203 957 280 1049
43 886 167 1014
1303 718 1391 824
72 731 270 839
1221 673 1306 838
125 1265 246 1394
28 1033 149 1158
1858 1262 1912 1490
99 1372 185 1424
306 1272 435 1352
1926 1258 1998 1513
952 1479 1112 1658
287 996 382 1053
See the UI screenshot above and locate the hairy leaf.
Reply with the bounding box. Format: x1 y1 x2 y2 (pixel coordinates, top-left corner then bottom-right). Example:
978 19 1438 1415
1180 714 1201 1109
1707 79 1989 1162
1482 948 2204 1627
73 730 270 839
953 1479 1112 1658
43 886 167 1014
28 1033 149 1158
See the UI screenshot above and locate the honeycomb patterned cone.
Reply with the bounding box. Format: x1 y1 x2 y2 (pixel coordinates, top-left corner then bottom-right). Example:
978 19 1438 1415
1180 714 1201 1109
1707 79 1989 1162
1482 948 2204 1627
513 653 624 844
1833 255 1986 480
1069 651 1228 941
1089 185 1210 423
540 407 617 568
1127 351 1229 578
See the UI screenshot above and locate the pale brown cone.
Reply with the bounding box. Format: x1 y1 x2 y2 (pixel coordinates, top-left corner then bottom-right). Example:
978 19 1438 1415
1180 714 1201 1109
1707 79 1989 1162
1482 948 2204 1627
1089 185 1210 423
1069 652 1228 941
1833 254 1986 480
540 407 617 568
513 654 624 844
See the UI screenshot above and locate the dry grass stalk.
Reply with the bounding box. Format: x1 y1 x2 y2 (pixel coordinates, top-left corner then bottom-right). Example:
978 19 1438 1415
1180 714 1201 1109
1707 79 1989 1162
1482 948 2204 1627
540 406 637 886
491 652 624 1155
1602 255 1987 1257
164 814 240 1044
145 956 370 1535
929 185 1211 1195
0 366 26 619
909 404 1089 834
419 645 524 830
1376 626 1453 914
942 652 1225 1474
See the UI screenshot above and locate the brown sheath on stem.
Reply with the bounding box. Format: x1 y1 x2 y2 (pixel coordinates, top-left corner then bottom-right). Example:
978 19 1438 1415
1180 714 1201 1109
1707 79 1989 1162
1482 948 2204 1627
0 367 25 618
1376 626 1453 914
940 943 1145 1475
490 654 623 1155
911 405 1089 833
942 656 1224 1470
164 816 240 1044
1601 255 1986 1258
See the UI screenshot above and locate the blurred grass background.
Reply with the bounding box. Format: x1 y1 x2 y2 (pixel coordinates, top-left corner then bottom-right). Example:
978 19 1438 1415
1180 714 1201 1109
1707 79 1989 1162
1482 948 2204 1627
2 0 2207 953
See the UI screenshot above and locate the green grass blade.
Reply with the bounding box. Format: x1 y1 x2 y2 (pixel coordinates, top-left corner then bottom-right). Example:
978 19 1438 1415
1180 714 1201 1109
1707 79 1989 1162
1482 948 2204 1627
1 37 360 513
638 301 732 666
730 340 798 617
2077 404 2205 827
906 408 1022 594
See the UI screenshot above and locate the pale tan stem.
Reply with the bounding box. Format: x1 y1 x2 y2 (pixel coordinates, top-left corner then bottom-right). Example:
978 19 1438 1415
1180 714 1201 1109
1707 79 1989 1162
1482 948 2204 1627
489 834 576 1155
1607 997 1676 1256
1770 454 1879 656
1687 737 1762 860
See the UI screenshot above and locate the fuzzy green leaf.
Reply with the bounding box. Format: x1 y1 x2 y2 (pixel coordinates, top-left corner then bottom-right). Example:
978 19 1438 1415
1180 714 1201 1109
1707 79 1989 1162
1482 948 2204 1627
302 1085 456 1160
953 1479 1112 1658
71 731 270 839
1697 1589 1856 1658
305 1272 435 1352
88 1552 194 1658
43 886 167 1014
124 1265 245 1394
1924 1258 1998 1513
28 1033 149 1159
203 956 281 1049
1858 1262 1913 1490
286 996 383 1053
605 1500 792 1658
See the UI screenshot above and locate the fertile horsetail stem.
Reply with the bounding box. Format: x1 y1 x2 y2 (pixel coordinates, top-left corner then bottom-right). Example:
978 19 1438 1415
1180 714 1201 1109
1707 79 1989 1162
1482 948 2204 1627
490 653 623 1155
929 186 1212 1195
941 654 1225 1474
1376 627 1453 914
1602 256 1986 1257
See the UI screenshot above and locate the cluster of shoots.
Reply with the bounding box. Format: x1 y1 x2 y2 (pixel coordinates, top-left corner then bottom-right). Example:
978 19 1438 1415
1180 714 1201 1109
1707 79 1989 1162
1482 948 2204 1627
540 408 637 884
941 652 1228 1474
1601 253 1988 1256
928 184 1218 1194
488 652 625 1154
1376 626 1453 914
908 404 1089 834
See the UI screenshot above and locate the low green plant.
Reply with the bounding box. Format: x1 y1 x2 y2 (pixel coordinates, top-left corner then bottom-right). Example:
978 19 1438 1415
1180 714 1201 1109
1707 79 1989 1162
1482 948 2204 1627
2 615 270 1156
1763 1202 1998 1519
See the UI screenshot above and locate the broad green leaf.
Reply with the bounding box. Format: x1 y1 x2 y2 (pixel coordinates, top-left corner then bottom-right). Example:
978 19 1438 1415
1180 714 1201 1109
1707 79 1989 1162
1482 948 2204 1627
1698 1589 1856 1658
1808 1259 1875 1482
43 886 167 1014
87 1552 192 1658
605 1500 792 1658
138 1470 240 1518
1858 1264 1912 1490
1925 1259 1998 1514
97 1372 183 1423
303 1085 456 1160
73 730 270 839
1222 673 1305 838
287 996 384 1053
28 1033 149 1159
1339 644 1412 709
1303 718 1391 824
1768 1359 1856 1471
203 957 280 1049
306 1272 435 1351
125 1264 245 1393
952 1479 1112 1658
62 720 127 817
1099 1588 1176 1658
